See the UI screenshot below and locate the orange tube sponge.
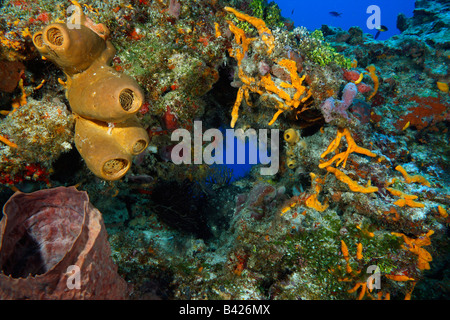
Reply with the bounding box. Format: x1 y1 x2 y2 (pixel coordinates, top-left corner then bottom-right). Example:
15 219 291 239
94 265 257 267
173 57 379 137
74 117 133 181
109 116 150 156
32 6 149 180
393 198 425 208
74 116 149 181
67 45 144 122
33 24 106 76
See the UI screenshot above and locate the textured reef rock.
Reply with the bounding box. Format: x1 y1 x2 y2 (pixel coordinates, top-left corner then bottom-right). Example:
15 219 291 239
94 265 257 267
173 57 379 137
321 0 449 136
397 0 450 49
234 182 286 221
0 186 128 299
0 97 74 186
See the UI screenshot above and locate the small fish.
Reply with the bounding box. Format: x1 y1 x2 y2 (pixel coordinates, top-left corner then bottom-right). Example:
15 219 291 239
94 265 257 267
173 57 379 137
127 174 154 184
374 25 388 39
329 11 342 17
291 9 295 15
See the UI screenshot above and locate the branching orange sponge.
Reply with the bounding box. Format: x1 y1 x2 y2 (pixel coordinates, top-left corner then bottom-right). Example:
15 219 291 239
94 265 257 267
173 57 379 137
327 167 379 193
386 187 425 208
385 166 429 208
319 128 378 193
305 173 329 211
392 230 434 270
224 7 312 128
224 7 274 54
319 128 377 169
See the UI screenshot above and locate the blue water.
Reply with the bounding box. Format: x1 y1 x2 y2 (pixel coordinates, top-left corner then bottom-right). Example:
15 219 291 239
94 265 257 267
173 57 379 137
212 127 262 182
275 0 415 40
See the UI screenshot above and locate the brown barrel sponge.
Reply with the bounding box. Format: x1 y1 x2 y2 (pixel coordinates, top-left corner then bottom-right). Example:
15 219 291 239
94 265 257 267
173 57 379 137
0 186 129 299
33 23 106 76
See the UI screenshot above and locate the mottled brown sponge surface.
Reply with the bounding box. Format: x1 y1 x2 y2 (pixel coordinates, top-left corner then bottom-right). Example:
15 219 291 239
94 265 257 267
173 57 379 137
0 186 129 299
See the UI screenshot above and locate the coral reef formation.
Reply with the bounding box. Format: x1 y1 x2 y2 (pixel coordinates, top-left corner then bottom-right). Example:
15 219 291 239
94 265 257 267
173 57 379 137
0 97 74 186
32 2 149 180
0 186 128 299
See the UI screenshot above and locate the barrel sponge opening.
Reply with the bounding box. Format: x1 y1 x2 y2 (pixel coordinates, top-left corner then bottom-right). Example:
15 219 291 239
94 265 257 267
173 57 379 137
102 158 130 177
119 88 140 112
284 128 300 145
46 27 64 46
33 32 44 48
132 139 148 154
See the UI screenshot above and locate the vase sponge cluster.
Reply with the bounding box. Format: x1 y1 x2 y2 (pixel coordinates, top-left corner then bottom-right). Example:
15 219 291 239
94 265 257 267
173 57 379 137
32 6 149 180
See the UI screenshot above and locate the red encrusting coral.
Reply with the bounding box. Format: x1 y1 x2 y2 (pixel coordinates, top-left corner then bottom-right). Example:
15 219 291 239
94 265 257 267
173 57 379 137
343 70 361 82
357 83 373 94
0 163 50 186
394 96 450 131
162 106 179 131
0 60 25 93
